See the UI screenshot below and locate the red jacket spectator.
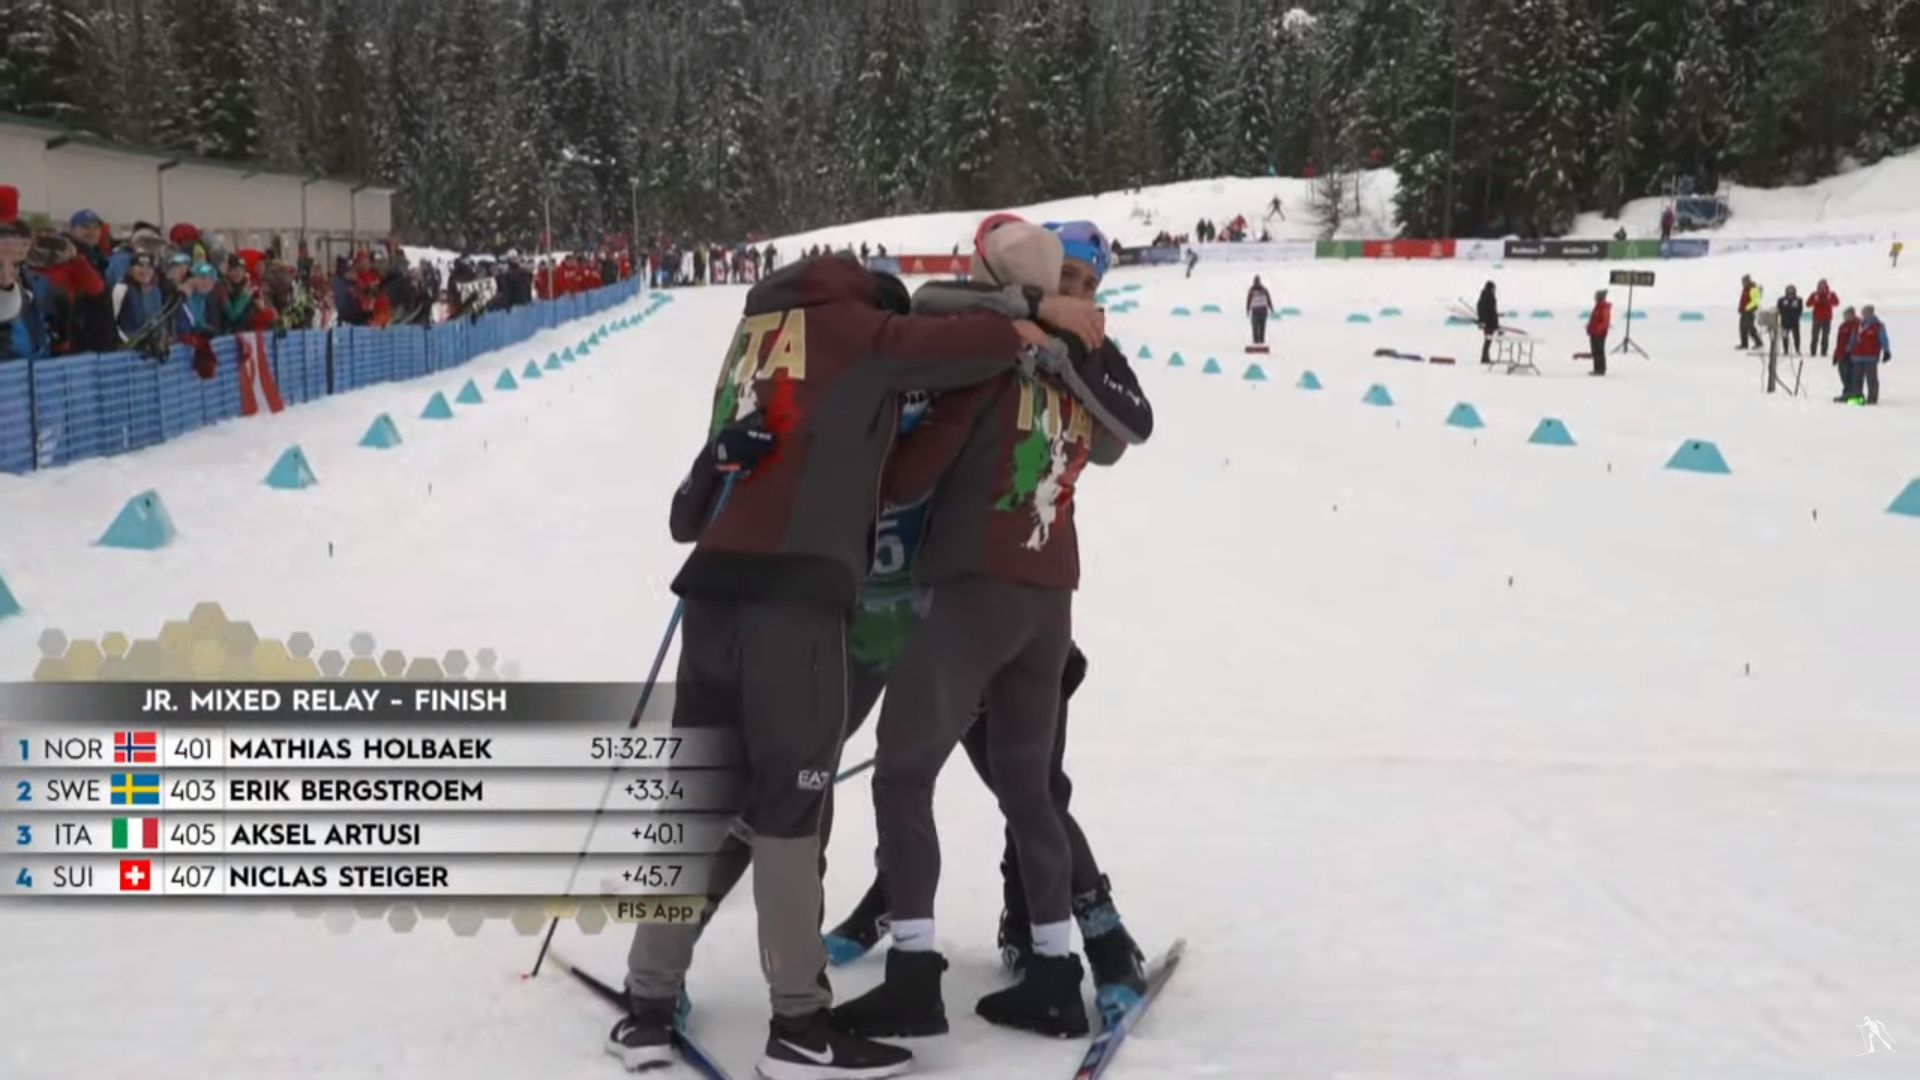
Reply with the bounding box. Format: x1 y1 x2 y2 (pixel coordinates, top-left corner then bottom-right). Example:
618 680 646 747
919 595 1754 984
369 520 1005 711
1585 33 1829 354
1808 282 1839 323
1834 313 1859 362
1587 297 1612 337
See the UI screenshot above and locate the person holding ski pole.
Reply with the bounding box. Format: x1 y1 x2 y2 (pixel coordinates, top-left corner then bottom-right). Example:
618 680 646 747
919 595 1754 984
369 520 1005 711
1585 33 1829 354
825 219 1155 1036
613 253 1093 1080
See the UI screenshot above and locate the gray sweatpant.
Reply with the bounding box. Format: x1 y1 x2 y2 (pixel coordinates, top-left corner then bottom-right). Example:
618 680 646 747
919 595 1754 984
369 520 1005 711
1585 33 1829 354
872 575 1073 926
626 597 850 1019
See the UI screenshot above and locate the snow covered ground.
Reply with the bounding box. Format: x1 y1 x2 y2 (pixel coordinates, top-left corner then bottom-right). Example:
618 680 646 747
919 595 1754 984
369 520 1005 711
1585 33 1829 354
2 214 1919 1079
771 170 1400 255
775 147 1920 258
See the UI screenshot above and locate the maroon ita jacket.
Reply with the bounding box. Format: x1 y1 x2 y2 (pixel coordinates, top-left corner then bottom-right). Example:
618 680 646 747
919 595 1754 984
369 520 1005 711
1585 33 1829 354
879 283 1153 592
668 256 1024 607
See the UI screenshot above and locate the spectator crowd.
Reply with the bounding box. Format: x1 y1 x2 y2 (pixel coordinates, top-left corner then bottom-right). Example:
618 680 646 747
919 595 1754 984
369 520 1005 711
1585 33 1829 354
0 184 640 372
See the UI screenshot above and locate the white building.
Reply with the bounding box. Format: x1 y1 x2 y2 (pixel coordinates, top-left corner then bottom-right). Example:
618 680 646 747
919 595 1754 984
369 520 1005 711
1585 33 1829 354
0 113 395 264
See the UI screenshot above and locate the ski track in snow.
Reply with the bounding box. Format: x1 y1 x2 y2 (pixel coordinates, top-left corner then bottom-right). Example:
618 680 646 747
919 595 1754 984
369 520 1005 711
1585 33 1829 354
2 230 1918 1079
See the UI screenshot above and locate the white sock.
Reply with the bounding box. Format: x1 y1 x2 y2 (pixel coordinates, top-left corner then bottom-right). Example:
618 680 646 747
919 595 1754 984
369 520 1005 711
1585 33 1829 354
1031 919 1072 958
891 918 936 952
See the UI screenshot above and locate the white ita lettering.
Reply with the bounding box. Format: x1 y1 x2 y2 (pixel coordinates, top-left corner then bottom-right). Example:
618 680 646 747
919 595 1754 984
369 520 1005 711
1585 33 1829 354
795 770 829 791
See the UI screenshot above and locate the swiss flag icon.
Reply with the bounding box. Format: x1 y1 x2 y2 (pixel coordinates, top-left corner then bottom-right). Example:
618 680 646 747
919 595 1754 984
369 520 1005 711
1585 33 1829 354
119 859 154 893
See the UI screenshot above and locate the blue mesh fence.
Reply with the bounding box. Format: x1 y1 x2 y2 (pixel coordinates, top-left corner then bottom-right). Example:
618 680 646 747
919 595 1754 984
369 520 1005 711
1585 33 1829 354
0 278 641 474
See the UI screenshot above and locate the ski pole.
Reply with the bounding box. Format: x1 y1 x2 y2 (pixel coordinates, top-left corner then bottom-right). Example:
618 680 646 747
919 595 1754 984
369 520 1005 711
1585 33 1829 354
835 756 875 783
527 472 737 980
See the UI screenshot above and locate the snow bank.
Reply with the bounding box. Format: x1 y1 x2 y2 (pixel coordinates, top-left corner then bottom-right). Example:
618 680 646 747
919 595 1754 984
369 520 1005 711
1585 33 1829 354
1571 147 1920 241
769 170 1401 255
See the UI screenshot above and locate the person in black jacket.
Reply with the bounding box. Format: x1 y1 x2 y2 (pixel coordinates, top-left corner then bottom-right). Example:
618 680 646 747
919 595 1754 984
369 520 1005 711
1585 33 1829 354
1477 281 1500 364
1776 285 1804 356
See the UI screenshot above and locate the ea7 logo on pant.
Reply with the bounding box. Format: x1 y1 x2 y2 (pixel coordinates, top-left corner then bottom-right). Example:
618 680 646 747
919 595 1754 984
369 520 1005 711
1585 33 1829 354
795 770 830 791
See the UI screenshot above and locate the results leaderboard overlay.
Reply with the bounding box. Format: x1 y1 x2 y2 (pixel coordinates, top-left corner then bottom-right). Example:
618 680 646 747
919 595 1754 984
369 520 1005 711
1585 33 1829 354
0 682 743 919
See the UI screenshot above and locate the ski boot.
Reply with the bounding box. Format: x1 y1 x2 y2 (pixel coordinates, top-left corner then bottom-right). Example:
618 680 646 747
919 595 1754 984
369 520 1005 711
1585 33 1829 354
975 952 1090 1038
1075 876 1148 1025
997 906 1033 975
824 877 891 967
830 948 950 1038
759 1009 913 1080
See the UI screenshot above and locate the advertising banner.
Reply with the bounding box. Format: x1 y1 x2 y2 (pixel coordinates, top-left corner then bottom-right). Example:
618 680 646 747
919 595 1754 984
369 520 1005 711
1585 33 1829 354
1504 239 1608 260
1362 239 1457 259
1454 240 1506 261
1315 240 1364 259
1191 241 1317 264
894 254 971 276
1660 238 1711 258
1706 233 1873 256
1606 240 1663 260
1139 245 1184 266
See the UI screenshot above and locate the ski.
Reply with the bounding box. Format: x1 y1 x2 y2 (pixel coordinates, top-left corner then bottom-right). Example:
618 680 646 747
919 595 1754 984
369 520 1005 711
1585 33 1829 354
547 952 735 1080
1071 938 1186 1080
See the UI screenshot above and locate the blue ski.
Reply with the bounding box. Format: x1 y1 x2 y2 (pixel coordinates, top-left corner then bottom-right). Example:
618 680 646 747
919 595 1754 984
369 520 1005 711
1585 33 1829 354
1071 938 1185 1080
549 952 734 1079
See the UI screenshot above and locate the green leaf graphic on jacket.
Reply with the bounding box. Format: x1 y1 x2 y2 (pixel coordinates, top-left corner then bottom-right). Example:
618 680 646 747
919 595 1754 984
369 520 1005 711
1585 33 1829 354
995 375 1092 551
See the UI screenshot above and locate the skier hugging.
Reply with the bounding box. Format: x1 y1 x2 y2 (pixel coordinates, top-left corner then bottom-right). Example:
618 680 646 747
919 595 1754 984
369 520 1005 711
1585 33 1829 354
614 215 1154 1080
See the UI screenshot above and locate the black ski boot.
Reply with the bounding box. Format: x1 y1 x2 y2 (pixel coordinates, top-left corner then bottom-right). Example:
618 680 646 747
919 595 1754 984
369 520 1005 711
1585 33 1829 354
975 953 1090 1038
759 1009 913 1080
1083 926 1148 1025
824 876 891 967
997 907 1034 975
830 948 949 1038
1075 875 1148 1024
605 995 678 1071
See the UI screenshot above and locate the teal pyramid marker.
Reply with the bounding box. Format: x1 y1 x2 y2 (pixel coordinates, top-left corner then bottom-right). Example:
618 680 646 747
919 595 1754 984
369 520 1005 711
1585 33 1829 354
1203 358 1222 374
1123 283 1142 292
1528 418 1575 446
1380 307 1403 317
1665 439 1730 474
264 446 318 490
523 360 543 380
545 353 563 371
360 413 402 449
1362 383 1393 406
1679 311 1705 321
560 347 575 361
495 369 519 391
1137 346 1153 360
1888 479 1920 517
455 379 484 406
1172 307 1192 317
98 490 177 550
1530 309 1553 319
1445 402 1485 429
1168 352 1186 368
1201 304 1222 314
1297 371 1322 390
1280 306 1303 317
0 568 19 620
1243 363 1268 381
1347 313 1373 324
421 391 455 420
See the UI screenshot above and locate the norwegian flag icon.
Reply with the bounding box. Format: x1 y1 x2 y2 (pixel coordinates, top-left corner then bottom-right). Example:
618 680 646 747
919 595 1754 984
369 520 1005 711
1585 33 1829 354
114 731 159 764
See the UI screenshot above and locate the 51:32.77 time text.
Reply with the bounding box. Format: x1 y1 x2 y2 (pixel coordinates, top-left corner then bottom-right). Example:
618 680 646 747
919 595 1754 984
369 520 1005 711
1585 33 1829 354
587 736 684 763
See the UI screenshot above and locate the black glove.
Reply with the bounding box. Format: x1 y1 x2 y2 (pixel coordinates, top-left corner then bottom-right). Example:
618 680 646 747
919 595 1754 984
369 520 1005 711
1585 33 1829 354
712 418 775 473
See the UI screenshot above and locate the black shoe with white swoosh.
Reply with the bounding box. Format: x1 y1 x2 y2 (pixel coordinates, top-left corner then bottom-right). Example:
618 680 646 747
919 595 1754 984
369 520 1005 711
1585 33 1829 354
756 1009 912 1080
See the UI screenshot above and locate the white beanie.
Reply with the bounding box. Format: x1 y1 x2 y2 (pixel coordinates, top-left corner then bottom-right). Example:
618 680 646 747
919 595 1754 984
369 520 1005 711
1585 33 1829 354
974 221 1063 291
